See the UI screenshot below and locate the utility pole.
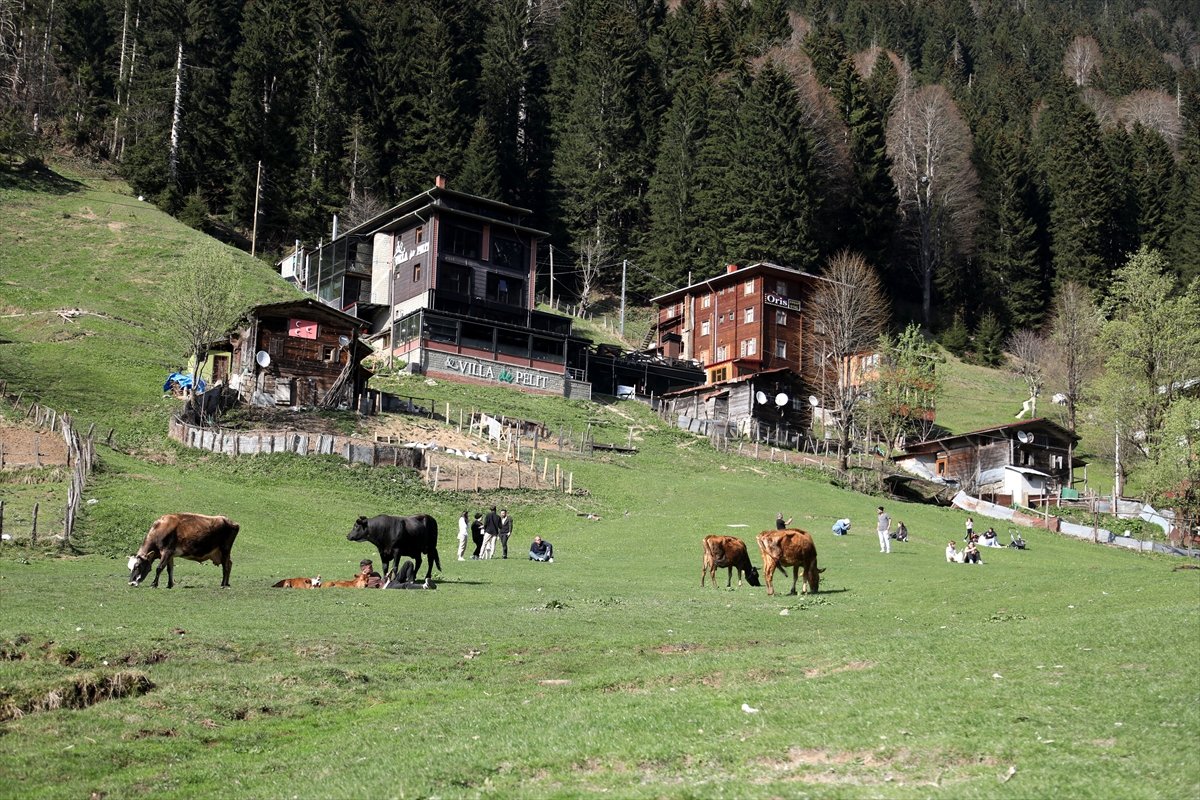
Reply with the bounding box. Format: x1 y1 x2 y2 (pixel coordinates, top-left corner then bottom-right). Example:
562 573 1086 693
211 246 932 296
251 160 262 257
549 245 555 310
620 258 627 337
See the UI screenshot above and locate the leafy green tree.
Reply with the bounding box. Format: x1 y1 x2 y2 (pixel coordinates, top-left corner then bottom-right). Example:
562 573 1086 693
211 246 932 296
163 242 246 393
864 323 941 449
1099 247 1200 479
1139 398 1200 532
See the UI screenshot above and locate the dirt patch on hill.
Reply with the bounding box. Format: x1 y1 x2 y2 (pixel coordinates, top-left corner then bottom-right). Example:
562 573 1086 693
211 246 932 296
0 424 69 468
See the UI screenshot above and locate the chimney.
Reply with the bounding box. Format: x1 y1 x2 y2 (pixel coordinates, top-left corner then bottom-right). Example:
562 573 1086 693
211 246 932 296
435 175 447 189
726 263 739 274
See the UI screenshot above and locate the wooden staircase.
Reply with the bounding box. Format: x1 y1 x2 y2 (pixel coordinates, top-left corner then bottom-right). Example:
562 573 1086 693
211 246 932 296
638 322 658 351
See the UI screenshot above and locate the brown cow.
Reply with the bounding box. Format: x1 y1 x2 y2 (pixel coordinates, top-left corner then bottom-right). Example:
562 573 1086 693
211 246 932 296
319 573 370 589
273 575 322 589
756 529 825 596
701 535 761 588
128 513 240 588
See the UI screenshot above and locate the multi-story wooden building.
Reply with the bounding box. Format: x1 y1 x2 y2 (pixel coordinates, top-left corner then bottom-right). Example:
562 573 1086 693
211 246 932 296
651 262 830 385
304 177 593 398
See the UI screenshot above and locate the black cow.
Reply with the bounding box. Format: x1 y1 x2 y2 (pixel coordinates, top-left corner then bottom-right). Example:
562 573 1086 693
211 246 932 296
347 514 441 582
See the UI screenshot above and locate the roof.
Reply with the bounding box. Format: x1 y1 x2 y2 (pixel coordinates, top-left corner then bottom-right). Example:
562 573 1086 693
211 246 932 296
650 262 837 305
896 418 1080 455
339 184 548 240
246 298 366 328
661 367 796 399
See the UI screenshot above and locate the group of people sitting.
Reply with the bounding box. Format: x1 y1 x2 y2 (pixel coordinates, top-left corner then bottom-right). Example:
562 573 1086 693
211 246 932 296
826 517 908 541
357 559 437 589
946 540 983 564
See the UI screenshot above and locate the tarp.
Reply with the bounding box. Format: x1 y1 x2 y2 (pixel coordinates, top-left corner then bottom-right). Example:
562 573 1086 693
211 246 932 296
164 372 206 393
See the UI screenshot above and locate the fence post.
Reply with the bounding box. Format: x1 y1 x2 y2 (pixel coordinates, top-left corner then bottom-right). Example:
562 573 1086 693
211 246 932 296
497 464 503 490
432 465 440 490
31 502 38 545
0 499 4 542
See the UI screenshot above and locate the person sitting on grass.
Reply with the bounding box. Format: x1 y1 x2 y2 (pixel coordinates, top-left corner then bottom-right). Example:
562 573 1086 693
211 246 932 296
946 541 961 563
981 527 1002 547
529 536 554 562
962 541 982 564
891 522 909 542
359 558 383 588
832 518 852 536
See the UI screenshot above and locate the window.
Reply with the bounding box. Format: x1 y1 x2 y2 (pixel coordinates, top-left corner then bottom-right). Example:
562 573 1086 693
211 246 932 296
776 309 787 325
716 345 728 361
701 320 710 336
449 225 482 259
702 295 711 309
744 279 754 296
775 280 787 294
775 340 787 358
415 226 424 244
486 272 524 305
412 263 422 283
444 265 472 295
711 367 728 382
744 307 754 324
814 319 827 335
322 344 337 362
491 236 526 270
740 338 757 357
719 314 725 323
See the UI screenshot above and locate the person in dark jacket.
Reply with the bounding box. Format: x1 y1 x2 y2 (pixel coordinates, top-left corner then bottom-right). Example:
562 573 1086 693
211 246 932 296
498 508 513 558
775 513 792 530
470 512 484 559
481 506 501 559
529 536 553 562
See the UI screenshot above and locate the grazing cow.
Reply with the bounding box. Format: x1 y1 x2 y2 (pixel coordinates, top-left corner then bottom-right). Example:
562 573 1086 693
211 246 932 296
756 529 825 596
128 513 240 588
701 535 761 588
319 573 370 589
347 514 441 582
273 575 322 589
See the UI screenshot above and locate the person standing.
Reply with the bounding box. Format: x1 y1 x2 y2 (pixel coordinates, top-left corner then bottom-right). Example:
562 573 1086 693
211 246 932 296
498 508 513 559
876 506 891 553
456 510 470 561
470 512 484 559
775 513 793 530
965 516 975 542
481 506 501 559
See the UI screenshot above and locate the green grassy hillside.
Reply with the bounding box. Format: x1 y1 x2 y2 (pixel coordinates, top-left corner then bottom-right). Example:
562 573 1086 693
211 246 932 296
1 163 1196 799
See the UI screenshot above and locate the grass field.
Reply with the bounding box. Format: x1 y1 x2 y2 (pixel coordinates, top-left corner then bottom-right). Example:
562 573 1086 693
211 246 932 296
1 163 1197 799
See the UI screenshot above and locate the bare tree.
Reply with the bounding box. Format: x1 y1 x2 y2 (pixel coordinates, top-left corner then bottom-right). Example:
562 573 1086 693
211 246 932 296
164 243 247 400
887 79 980 328
806 251 889 471
1007 328 1047 417
1117 89 1183 148
1047 281 1102 434
576 220 610 315
1063 35 1102 87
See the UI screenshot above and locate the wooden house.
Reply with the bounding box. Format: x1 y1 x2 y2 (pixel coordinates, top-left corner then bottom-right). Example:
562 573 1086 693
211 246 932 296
659 367 812 440
892 419 1084 507
650 262 832 385
303 177 593 399
214 299 371 410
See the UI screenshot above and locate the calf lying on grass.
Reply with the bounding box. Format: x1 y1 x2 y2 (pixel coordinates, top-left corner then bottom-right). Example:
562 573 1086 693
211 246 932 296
319 573 370 589
272 576 322 588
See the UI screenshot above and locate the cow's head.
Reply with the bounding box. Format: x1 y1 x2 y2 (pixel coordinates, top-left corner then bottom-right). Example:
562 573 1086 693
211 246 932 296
128 554 154 586
745 565 761 587
808 566 827 593
347 516 370 542
311 576 322 588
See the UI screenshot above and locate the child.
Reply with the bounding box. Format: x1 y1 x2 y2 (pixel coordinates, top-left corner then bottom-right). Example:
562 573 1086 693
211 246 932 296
945 541 961 563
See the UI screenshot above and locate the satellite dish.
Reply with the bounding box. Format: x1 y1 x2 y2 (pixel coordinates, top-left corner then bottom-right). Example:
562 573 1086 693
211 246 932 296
755 391 768 405
338 335 351 347
808 395 820 407
255 350 271 368
774 393 789 407
1017 430 1034 444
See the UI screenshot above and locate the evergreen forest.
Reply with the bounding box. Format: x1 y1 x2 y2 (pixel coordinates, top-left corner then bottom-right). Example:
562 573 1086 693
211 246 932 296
3 0 1199 336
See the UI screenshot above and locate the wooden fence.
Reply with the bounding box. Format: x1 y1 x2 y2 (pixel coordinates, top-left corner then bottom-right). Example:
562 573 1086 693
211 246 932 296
0 380 96 547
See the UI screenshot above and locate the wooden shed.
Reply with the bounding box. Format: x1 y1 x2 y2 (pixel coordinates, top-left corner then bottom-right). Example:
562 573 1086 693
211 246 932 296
215 299 372 410
892 418 1084 506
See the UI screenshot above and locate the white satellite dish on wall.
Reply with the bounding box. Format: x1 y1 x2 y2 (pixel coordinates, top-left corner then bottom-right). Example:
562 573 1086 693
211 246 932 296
755 391 768 405
774 393 789 407
338 335 351 347
808 395 820 407
255 350 271 368
1017 430 1034 444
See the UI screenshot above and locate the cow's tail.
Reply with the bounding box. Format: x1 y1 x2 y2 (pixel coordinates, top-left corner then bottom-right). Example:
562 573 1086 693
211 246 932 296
428 515 442 572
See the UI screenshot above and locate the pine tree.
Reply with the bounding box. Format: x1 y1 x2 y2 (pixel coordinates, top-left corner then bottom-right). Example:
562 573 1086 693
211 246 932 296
1039 81 1118 291
973 311 1005 367
1127 123 1176 254
457 114 500 199
722 61 820 269
978 130 1044 329
1170 118 1200 284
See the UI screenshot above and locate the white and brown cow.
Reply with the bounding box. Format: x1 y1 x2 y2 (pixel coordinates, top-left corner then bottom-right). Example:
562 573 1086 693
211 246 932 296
128 513 240 588
756 529 824 596
701 535 761 589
